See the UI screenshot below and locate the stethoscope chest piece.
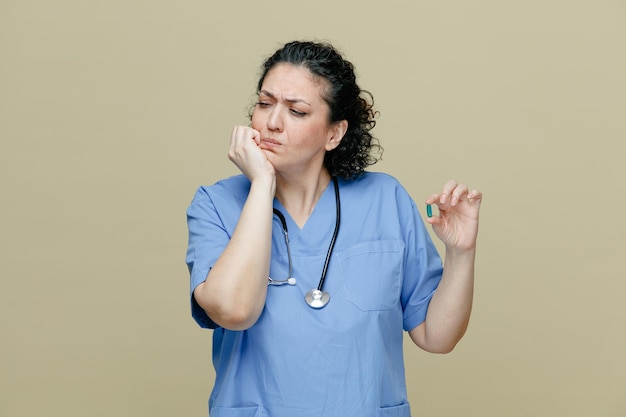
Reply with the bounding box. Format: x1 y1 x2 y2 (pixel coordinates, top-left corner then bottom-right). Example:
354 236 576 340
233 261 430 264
305 289 330 309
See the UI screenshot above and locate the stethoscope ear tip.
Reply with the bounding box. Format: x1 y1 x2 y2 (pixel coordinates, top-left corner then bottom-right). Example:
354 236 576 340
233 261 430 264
287 277 296 285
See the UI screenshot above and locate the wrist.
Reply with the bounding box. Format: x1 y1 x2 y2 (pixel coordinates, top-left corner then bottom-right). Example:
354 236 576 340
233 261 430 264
250 174 276 196
444 246 476 262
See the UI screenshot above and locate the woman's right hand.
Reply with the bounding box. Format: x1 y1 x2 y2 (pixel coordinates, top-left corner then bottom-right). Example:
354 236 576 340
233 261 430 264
228 126 275 183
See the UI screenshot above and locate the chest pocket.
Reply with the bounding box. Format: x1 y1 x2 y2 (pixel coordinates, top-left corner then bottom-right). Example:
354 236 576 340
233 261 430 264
337 240 404 311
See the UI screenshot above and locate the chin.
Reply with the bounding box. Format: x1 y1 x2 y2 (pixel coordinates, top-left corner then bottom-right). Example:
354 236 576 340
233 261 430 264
261 148 276 157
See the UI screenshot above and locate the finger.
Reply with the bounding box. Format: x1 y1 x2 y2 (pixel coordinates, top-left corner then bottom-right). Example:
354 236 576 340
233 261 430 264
231 127 260 154
449 183 469 206
230 126 246 152
229 125 239 145
425 214 443 226
439 179 457 204
229 126 255 161
249 128 261 146
228 126 240 158
231 126 259 142
425 192 451 213
467 189 483 207
424 193 440 205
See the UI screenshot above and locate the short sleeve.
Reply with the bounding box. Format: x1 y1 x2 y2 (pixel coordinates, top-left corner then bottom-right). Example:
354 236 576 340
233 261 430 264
185 187 230 329
399 195 443 331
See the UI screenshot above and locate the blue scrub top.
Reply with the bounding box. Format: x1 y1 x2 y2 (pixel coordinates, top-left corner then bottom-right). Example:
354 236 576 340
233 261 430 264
186 172 443 417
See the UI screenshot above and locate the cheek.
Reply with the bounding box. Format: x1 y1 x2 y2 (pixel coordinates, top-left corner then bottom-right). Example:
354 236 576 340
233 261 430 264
250 111 262 130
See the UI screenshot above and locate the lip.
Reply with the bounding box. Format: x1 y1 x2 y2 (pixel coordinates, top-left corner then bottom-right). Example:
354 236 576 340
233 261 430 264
261 138 281 147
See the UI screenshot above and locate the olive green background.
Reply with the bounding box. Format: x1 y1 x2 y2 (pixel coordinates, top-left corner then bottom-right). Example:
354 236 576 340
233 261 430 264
1 1 625 416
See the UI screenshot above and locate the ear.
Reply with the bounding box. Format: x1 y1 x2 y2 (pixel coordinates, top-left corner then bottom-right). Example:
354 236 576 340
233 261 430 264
325 120 348 151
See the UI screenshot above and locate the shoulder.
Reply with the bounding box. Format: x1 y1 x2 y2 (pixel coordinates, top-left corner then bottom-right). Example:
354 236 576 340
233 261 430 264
339 172 418 219
340 171 409 198
341 171 400 186
192 174 250 204
187 175 250 221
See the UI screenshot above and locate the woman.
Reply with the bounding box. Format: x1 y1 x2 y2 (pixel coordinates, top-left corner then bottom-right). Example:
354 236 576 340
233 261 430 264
186 40 482 417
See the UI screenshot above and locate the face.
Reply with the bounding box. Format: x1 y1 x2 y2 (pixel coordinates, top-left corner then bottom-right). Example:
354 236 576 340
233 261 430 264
251 63 345 176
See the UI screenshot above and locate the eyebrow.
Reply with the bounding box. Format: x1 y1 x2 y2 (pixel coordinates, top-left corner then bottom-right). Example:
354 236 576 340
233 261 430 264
259 90 311 106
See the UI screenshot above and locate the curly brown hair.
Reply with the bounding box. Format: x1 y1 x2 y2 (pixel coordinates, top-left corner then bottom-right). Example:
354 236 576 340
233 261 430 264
253 41 382 179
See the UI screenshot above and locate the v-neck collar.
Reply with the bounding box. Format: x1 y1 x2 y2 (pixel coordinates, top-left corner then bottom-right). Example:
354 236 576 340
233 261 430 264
272 178 337 241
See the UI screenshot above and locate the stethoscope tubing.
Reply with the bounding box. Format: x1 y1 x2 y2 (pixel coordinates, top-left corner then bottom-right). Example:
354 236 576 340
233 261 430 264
269 177 340 307
316 177 340 291
272 209 293 280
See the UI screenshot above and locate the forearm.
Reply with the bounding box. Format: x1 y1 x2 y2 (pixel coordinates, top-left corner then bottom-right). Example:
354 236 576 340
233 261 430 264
194 176 275 330
411 248 475 353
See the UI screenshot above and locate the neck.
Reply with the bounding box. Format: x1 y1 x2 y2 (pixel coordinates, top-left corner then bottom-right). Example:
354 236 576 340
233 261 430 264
275 170 332 228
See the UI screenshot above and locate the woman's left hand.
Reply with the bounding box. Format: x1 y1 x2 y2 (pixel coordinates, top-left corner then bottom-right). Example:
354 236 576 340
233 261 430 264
425 180 482 252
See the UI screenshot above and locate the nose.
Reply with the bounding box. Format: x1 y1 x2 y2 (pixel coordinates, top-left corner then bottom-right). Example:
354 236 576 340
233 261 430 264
267 106 283 132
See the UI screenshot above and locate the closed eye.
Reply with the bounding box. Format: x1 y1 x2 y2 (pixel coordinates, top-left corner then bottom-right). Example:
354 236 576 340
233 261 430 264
290 108 306 117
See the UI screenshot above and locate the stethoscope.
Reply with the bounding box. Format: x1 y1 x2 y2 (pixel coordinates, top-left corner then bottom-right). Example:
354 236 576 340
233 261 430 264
268 177 340 309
